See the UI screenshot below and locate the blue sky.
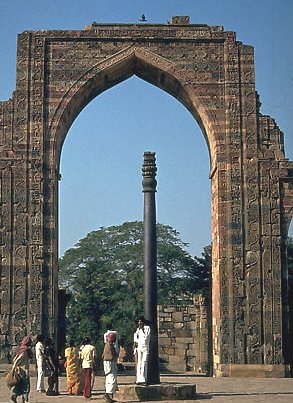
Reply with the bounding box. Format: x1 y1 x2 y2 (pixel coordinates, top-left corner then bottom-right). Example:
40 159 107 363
0 0 292 257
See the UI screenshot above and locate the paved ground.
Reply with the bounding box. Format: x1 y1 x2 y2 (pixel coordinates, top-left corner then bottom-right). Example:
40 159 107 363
1 366 293 403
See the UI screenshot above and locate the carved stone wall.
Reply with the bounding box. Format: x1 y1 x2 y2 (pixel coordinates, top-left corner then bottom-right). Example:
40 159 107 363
0 19 292 375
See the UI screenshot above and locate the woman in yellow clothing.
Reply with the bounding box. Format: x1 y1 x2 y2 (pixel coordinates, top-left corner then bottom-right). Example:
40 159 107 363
64 341 82 395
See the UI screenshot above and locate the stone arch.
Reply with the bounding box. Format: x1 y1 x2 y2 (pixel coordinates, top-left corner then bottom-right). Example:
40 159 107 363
49 45 219 170
0 20 292 377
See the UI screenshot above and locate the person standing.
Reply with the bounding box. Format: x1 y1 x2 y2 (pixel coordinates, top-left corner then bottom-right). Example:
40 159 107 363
44 338 59 396
64 340 82 395
133 316 150 385
102 332 118 403
9 336 33 403
35 334 45 394
103 323 119 354
79 337 96 399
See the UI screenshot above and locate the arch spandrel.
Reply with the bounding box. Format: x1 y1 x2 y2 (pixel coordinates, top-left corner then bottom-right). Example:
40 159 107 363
48 45 220 170
0 21 292 376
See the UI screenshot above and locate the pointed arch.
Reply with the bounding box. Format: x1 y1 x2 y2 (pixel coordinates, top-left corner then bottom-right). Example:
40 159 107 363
49 46 220 171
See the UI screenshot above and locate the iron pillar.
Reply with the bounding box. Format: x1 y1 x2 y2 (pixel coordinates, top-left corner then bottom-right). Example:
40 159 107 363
142 151 160 385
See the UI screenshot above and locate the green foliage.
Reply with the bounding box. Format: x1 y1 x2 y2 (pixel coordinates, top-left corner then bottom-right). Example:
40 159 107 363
59 221 211 351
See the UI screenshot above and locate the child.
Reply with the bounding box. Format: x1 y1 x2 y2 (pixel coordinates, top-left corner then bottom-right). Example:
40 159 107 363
102 332 118 402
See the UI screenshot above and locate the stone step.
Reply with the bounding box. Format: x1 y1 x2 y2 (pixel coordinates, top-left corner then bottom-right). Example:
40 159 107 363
115 383 197 401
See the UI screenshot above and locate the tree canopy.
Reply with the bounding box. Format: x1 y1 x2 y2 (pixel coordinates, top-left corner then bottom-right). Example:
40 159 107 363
59 221 211 351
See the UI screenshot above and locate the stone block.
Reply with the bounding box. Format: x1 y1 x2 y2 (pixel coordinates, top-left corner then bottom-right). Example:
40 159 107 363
174 322 184 329
159 312 172 318
176 337 194 344
168 355 182 364
172 312 183 322
163 307 176 313
186 322 196 330
174 342 188 349
175 348 187 357
186 342 197 350
159 338 172 347
159 322 172 330
160 362 186 373
220 364 288 378
173 329 193 337
115 383 196 401
187 307 198 314
161 347 175 355
158 332 170 338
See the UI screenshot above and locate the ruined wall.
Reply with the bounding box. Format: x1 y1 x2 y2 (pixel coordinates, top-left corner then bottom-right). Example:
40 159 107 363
158 295 211 373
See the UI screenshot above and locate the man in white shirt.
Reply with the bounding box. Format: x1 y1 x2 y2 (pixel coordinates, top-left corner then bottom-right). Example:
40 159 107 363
35 334 45 393
133 316 150 385
80 337 96 399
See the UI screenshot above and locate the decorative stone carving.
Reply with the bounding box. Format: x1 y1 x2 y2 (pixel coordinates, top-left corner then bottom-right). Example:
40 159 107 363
0 20 292 377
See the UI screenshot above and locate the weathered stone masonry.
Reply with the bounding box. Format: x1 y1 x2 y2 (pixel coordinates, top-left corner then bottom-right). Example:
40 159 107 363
158 295 211 374
0 18 292 375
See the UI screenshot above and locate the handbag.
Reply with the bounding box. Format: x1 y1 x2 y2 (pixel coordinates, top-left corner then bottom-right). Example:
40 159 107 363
6 367 21 389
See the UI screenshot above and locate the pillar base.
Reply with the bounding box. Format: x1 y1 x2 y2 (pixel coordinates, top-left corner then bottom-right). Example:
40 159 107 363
115 384 197 401
214 363 291 378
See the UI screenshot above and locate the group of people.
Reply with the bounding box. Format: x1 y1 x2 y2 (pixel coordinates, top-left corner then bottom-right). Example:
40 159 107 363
63 328 119 401
7 316 151 403
8 335 59 403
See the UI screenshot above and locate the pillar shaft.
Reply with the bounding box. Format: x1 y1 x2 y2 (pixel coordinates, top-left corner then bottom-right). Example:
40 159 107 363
142 151 160 384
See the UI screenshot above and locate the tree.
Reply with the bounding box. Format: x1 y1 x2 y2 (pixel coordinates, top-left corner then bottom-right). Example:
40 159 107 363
182 244 211 295
59 222 145 351
59 221 211 350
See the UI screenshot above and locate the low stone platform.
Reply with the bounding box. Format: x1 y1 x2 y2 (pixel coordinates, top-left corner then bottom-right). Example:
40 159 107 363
1 369 293 402
115 383 197 401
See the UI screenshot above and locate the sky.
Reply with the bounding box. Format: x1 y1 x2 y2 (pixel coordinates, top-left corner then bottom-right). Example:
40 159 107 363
0 0 292 258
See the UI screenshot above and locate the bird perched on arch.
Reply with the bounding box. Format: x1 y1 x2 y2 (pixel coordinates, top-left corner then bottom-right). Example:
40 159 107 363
140 14 147 22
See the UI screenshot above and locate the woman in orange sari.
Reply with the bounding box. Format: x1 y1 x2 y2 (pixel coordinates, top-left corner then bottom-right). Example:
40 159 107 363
64 341 82 395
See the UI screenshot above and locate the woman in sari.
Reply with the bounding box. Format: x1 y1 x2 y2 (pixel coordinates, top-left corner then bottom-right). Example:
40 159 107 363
64 340 82 395
10 336 33 403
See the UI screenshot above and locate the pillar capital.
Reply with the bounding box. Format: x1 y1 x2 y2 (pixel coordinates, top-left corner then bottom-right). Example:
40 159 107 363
142 151 157 192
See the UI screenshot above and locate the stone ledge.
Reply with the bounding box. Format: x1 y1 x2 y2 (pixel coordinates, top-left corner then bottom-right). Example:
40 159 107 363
115 383 197 401
217 364 290 378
